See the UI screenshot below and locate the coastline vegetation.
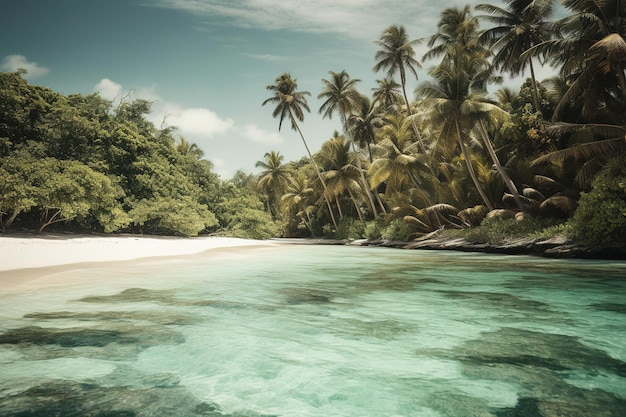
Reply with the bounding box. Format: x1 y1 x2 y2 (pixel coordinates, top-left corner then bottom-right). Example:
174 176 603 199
1 0 625 250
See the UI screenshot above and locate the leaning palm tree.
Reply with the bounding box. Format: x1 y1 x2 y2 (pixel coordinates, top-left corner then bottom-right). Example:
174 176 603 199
262 73 338 229
255 151 292 219
417 44 524 212
373 25 427 153
477 0 555 115
318 71 378 218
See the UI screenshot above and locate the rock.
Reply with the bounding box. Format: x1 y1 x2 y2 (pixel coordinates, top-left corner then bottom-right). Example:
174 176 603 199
533 235 573 250
487 209 517 219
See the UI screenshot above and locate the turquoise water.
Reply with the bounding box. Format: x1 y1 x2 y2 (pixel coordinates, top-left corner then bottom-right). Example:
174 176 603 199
0 245 625 416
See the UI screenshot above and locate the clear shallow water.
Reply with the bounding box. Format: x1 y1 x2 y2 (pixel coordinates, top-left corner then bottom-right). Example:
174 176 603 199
0 245 625 417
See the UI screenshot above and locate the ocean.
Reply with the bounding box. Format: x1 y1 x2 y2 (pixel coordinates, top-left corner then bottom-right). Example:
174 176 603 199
0 245 625 416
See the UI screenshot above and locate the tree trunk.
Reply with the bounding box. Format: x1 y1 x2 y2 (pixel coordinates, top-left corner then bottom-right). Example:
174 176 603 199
3 210 19 230
347 187 366 227
375 191 388 214
478 120 524 211
335 194 344 219
400 78 427 154
349 139 378 218
456 118 494 211
38 208 63 233
290 110 339 230
528 59 544 118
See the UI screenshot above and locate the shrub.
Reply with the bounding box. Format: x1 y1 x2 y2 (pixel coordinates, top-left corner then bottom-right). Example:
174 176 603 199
228 208 281 240
569 156 626 247
381 219 414 241
465 216 564 245
334 217 365 240
364 219 385 240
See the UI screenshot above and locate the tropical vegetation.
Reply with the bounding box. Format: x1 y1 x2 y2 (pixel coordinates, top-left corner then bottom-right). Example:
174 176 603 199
254 0 625 247
1 1 625 248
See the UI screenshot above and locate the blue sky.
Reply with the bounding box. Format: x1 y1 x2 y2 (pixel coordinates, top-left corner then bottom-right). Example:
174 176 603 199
1 0 564 178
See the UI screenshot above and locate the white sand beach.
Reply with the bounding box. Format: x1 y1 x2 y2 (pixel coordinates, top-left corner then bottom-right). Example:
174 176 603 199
0 234 281 289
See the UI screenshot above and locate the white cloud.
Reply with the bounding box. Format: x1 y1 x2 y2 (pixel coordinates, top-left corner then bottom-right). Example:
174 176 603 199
94 78 123 101
163 106 234 137
93 78 234 138
240 123 284 145
242 53 288 62
151 0 478 40
1 54 49 77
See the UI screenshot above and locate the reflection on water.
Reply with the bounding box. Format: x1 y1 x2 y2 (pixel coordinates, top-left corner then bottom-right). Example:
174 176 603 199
0 246 625 416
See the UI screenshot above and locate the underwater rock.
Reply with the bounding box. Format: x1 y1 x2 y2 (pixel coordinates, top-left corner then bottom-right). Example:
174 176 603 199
0 324 185 360
0 379 267 417
455 328 626 377
24 310 200 325
279 287 334 305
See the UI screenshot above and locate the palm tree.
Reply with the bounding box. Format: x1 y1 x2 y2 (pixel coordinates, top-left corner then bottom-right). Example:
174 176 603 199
525 1 626 189
477 0 555 115
255 151 292 218
371 78 403 113
175 136 204 159
423 5 481 62
347 95 383 163
318 71 378 218
318 70 361 123
373 25 427 153
369 114 430 205
417 44 525 212
262 73 338 229
535 0 626 124
281 171 316 234
318 135 367 225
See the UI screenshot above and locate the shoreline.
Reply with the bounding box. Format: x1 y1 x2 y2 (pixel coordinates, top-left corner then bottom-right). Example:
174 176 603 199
1 233 623 291
0 234 283 290
347 236 626 260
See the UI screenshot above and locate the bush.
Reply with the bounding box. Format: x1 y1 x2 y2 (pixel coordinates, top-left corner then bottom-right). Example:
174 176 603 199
334 217 365 240
381 219 414 241
465 216 564 245
228 208 281 240
364 219 385 240
569 156 626 247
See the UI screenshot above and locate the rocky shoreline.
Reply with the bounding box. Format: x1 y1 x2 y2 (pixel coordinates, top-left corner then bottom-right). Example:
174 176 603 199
347 235 626 260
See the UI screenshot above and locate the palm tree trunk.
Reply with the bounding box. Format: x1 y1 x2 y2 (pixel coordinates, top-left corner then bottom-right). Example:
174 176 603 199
347 187 366 226
400 78 427 154
335 195 344 219
349 139 378 218
528 59 544 118
375 191 388 214
477 120 524 211
290 109 339 230
455 118 495 211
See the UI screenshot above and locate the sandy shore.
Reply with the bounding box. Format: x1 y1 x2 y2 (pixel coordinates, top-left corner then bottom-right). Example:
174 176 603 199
0 234 281 289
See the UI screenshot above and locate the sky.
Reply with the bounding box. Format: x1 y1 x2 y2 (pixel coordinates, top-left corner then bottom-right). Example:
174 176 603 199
1 0 566 178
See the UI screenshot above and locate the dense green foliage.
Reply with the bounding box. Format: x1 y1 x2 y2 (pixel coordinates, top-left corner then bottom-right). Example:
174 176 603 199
570 155 626 246
0 72 272 237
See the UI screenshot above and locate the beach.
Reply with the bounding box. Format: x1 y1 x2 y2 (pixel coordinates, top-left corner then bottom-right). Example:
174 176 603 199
0 234 280 290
